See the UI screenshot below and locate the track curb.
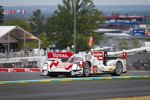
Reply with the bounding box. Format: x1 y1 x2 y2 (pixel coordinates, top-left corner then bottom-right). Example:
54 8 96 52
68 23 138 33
0 76 150 85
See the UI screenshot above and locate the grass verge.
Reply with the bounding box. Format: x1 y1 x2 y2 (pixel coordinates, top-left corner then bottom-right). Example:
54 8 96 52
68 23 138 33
105 96 150 100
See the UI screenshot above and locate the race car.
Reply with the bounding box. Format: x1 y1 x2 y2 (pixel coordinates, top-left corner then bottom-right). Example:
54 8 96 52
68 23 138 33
42 51 127 77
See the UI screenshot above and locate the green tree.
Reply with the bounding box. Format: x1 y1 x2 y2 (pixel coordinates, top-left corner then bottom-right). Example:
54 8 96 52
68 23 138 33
46 0 104 52
30 9 45 33
37 32 50 48
133 39 140 48
0 6 4 24
2 19 32 32
24 32 50 49
76 34 90 52
119 40 129 50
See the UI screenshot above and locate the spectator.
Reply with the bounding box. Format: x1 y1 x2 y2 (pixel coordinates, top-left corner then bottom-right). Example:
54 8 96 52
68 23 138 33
10 63 15 68
0 64 3 68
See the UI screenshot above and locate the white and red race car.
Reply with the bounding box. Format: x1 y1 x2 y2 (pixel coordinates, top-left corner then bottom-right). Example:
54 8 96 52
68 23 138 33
42 51 127 77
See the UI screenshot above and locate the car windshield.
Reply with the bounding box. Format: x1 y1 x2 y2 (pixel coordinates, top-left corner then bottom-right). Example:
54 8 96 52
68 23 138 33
67 56 83 62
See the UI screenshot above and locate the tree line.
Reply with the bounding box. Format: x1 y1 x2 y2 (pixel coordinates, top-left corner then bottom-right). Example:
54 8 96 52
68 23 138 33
0 0 104 53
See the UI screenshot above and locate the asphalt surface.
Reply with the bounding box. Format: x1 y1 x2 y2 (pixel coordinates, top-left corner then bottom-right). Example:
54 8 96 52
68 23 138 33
0 71 150 100
0 71 150 81
0 79 150 100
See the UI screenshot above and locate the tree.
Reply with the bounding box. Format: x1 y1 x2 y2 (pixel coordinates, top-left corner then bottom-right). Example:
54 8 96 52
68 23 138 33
30 9 45 34
119 40 129 50
46 0 104 52
2 19 32 32
37 32 50 48
76 34 90 52
23 32 50 50
0 6 4 24
133 39 141 48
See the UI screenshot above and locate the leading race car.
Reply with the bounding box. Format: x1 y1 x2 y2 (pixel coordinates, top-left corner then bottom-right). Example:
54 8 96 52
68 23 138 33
42 51 127 77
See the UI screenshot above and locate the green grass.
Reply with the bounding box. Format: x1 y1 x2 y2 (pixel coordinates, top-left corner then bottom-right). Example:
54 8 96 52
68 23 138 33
104 96 150 100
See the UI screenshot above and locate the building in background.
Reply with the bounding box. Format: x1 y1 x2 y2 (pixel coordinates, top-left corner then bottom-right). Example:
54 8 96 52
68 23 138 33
102 15 148 30
95 15 150 51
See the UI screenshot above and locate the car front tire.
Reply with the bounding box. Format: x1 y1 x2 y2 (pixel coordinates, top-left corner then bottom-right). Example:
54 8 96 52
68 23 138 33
83 62 90 77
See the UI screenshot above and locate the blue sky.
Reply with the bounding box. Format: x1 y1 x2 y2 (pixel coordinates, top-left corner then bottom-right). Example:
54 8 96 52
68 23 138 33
0 0 150 6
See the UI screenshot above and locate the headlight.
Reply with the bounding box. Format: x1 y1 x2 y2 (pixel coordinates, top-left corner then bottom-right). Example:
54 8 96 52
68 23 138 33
42 64 48 70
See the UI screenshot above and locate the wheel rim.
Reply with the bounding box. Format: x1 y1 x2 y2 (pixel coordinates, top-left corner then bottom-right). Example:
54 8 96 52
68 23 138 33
84 62 90 76
115 62 122 75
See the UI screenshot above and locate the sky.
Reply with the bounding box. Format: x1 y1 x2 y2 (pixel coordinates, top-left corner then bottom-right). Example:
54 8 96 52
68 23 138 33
0 0 150 6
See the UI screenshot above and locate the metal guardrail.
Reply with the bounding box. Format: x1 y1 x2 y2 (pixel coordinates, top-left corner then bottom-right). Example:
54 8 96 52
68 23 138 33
0 51 37 59
0 50 47 68
0 51 39 68
0 57 39 68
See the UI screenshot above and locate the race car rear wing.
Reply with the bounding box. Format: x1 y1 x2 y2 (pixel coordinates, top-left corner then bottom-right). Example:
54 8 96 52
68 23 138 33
91 51 126 60
91 51 126 65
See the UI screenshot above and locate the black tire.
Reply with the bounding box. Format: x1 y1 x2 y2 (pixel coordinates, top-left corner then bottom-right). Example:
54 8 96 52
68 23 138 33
49 74 58 77
111 62 123 76
83 62 90 77
48 73 58 77
65 73 71 77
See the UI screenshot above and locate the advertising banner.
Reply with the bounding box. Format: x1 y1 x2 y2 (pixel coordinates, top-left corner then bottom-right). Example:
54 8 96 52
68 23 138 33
0 68 41 72
131 28 150 37
131 29 145 36
48 52 74 59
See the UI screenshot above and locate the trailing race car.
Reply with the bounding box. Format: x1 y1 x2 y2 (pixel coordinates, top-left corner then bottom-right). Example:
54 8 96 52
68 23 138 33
42 51 127 77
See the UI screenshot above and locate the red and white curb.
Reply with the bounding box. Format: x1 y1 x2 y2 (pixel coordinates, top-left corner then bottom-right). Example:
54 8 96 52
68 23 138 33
0 68 42 72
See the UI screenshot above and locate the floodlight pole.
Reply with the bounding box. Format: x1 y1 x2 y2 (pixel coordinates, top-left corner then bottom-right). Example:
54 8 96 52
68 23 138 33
7 33 10 58
24 32 26 56
73 0 76 53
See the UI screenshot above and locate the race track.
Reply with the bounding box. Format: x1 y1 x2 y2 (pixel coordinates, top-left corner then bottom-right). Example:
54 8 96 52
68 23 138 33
0 71 150 100
0 79 150 100
0 71 150 81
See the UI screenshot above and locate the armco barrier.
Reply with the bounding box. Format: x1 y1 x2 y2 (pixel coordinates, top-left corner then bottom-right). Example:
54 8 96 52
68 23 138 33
0 68 42 72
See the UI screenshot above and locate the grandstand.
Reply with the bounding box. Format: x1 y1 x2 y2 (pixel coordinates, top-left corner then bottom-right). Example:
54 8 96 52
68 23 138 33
0 26 42 68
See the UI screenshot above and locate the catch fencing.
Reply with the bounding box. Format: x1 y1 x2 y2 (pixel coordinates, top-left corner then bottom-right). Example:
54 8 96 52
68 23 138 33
127 52 150 71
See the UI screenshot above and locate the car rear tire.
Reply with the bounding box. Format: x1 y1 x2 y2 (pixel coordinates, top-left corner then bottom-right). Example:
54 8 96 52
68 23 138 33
83 62 90 77
111 61 123 76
